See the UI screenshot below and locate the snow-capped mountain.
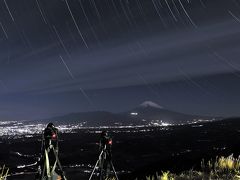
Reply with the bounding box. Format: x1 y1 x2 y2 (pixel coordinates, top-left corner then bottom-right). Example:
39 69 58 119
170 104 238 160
37 101 218 126
139 101 163 109
128 101 212 124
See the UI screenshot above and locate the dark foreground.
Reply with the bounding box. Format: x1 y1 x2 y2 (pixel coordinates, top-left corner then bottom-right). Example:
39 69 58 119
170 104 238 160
1 118 240 180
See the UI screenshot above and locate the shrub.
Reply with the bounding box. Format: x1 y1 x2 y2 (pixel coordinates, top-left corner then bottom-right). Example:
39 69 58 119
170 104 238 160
144 154 240 180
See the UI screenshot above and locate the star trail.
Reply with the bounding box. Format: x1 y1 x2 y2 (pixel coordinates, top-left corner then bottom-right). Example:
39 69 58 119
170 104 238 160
0 0 240 120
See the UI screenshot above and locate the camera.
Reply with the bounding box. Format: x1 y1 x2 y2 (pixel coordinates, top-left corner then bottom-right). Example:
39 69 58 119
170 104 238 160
44 123 58 141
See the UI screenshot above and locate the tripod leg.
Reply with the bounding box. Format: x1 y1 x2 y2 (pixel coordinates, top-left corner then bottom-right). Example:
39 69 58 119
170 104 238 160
104 160 111 179
89 159 100 180
89 150 105 180
100 151 106 180
100 162 103 180
51 160 57 175
53 148 63 171
41 156 46 180
40 149 50 180
40 164 45 180
52 147 67 180
45 149 51 178
110 161 119 180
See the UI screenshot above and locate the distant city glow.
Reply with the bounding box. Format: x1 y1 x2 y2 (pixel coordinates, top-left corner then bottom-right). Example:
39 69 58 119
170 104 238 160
0 118 215 137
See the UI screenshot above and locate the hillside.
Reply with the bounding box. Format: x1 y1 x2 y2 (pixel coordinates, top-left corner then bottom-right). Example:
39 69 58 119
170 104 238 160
143 154 240 180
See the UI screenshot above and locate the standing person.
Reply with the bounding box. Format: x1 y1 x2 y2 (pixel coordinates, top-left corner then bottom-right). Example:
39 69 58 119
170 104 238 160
36 123 67 180
99 130 112 179
89 130 118 180
43 123 58 150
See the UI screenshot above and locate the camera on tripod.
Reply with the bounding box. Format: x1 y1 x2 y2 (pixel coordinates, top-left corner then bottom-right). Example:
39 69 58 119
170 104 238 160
44 123 58 140
106 138 112 145
99 131 112 151
43 123 58 148
89 130 118 180
36 123 67 180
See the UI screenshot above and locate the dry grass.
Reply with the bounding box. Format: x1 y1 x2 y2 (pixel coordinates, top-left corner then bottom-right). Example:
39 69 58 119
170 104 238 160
0 165 9 180
143 154 240 180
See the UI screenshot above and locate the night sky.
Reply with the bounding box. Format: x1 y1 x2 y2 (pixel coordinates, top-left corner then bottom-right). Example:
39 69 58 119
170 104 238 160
0 0 240 120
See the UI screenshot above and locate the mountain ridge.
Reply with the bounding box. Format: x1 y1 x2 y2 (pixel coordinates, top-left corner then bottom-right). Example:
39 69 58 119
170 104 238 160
36 101 219 126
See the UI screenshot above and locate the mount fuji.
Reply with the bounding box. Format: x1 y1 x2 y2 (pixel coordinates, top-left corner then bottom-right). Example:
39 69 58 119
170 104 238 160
126 101 215 124
37 101 219 126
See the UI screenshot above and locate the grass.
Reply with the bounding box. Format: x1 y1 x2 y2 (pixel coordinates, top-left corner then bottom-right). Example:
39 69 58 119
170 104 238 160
144 154 240 180
0 165 9 180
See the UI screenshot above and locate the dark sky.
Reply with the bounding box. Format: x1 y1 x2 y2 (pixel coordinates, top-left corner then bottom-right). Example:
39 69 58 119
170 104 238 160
0 0 240 120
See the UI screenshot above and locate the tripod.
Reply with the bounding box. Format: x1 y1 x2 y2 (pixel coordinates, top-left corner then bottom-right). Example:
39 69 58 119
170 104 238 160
36 131 67 180
89 145 119 180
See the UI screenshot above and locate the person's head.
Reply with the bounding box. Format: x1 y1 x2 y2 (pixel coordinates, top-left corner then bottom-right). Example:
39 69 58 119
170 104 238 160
44 122 58 140
101 130 107 137
47 122 54 128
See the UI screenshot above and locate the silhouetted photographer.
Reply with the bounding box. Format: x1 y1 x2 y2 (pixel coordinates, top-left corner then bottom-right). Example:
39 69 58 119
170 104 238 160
43 123 58 150
99 130 112 158
89 130 118 180
99 131 112 179
36 123 67 180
